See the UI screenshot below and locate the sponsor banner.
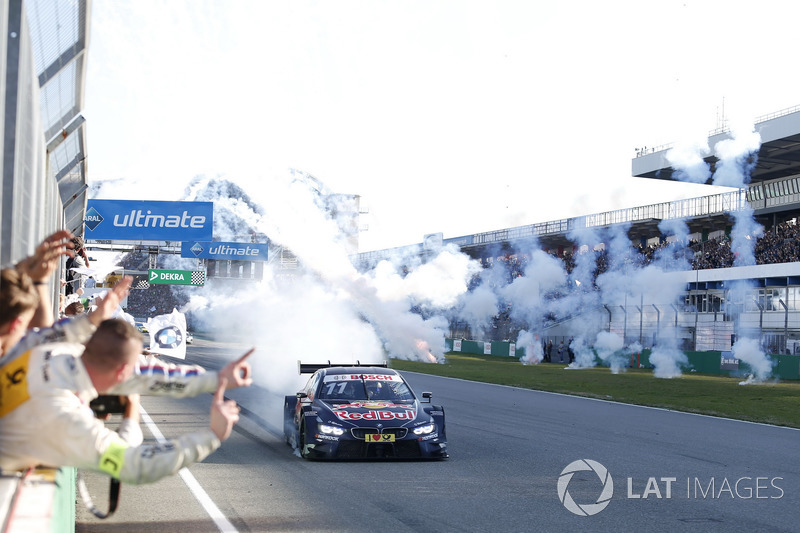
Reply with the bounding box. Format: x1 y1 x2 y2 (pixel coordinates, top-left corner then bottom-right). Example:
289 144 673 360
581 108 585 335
84 199 213 241
453 339 462 352
484 342 492 355
146 309 187 359
181 241 269 261
509 343 516 357
720 351 740 371
148 269 206 286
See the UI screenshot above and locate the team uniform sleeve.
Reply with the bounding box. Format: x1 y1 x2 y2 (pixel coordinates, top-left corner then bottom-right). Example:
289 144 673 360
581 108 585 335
45 400 220 485
116 417 143 447
106 354 218 397
115 429 221 485
3 315 96 361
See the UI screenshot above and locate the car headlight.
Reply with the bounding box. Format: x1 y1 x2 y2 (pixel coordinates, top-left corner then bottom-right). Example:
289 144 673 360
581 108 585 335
319 424 344 436
413 423 435 435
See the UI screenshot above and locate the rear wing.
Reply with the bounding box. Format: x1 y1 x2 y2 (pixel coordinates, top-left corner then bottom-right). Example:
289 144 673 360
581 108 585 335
297 360 388 374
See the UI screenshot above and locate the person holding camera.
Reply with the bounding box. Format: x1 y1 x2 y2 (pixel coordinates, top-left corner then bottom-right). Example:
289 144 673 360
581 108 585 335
64 235 90 296
0 318 251 484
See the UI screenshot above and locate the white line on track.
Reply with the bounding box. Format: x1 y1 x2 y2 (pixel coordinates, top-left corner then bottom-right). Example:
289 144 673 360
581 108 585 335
140 407 239 533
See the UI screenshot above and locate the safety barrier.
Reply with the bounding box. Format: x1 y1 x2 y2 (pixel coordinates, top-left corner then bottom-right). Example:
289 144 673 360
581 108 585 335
445 339 800 380
0 467 75 533
446 339 520 357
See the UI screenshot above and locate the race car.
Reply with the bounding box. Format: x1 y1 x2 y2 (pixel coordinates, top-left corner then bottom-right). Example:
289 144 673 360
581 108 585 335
284 362 448 460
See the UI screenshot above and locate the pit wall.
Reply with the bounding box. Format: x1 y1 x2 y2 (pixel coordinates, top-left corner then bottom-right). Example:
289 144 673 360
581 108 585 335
444 339 800 380
0 467 75 533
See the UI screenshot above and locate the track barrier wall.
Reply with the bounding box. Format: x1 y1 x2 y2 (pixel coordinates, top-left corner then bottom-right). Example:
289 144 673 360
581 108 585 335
445 338 800 380
0 466 75 533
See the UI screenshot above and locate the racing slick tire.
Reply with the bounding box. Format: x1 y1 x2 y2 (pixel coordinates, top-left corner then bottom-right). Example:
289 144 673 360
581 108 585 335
298 417 310 460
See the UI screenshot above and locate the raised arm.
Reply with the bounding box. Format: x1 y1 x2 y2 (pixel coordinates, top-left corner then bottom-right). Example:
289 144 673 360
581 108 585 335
16 230 74 328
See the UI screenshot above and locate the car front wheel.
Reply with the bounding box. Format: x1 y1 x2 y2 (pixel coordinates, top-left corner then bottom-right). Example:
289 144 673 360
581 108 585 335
299 418 309 459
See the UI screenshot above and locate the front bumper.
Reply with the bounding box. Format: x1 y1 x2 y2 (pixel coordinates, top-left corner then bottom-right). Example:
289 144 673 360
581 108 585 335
304 431 448 460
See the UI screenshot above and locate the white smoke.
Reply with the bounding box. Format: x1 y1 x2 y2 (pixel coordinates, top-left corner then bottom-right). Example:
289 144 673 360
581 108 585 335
733 337 774 384
517 330 542 364
505 248 568 327
458 284 500 340
394 246 481 309
592 330 626 373
664 119 770 377
711 124 761 189
93 170 484 427
190 172 467 366
567 221 602 286
567 335 596 369
649 342 688 378
665 138 712 184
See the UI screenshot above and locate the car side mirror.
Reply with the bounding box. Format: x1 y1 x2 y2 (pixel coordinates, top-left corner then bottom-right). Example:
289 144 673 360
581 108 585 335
296 392 309 402
421 392 432 403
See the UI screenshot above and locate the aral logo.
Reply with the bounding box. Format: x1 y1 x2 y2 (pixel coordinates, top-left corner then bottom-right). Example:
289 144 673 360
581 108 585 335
190 242 204 256
558 459 614 516
84 206 104 231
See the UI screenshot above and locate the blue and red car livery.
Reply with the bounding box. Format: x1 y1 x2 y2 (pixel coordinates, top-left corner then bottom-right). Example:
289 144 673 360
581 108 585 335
283 362 448 460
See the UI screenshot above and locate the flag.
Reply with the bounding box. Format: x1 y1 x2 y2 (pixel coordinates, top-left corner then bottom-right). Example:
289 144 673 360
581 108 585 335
146 309 187 359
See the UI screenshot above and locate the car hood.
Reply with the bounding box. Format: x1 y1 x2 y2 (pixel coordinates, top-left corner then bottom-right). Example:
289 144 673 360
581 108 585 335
317 400 421 426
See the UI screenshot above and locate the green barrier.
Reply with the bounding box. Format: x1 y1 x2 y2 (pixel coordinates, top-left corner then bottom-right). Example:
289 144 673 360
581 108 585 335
446 339 523 357
774 355 800 380
53 467 75 533
490 341 517 357
445 339 800 380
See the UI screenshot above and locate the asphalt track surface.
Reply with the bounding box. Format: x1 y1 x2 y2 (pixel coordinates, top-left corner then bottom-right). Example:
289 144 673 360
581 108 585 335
76 339 800 533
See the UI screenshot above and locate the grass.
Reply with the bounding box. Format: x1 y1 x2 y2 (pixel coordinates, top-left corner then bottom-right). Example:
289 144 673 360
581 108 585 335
390 353 800 429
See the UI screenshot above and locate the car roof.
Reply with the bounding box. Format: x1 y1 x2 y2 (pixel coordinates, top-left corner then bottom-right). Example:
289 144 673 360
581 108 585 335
321 366 398 376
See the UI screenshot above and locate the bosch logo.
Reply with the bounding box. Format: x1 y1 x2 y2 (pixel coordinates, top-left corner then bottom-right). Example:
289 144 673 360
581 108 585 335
557 459 613 516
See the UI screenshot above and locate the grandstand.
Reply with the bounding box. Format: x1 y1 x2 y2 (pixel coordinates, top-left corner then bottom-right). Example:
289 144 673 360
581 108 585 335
354 106 800 355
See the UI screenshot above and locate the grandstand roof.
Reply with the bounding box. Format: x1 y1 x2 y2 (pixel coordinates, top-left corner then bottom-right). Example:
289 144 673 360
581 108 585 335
632 105 800 184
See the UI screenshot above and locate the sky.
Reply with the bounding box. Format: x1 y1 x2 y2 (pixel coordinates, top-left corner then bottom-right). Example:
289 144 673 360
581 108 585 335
84 0 800 253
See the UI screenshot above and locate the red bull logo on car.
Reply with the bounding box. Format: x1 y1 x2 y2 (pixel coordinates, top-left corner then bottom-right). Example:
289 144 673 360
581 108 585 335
332 408 416 421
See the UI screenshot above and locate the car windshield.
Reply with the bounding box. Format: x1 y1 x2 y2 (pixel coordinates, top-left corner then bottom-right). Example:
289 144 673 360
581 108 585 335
319 376 415 402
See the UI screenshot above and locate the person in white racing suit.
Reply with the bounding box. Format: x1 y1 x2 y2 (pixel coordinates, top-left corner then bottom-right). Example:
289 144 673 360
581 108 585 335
1 230 85 359
0 318 253 484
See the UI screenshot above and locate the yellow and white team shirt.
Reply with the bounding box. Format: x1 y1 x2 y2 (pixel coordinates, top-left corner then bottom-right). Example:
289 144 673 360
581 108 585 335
0 343 221 484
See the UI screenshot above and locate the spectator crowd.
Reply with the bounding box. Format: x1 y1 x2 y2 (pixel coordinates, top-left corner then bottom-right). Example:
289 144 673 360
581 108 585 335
455 219 800 342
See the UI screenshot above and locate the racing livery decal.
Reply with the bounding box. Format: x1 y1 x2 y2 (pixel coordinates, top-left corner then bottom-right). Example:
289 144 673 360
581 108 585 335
284 364 448 460
332 409 416 421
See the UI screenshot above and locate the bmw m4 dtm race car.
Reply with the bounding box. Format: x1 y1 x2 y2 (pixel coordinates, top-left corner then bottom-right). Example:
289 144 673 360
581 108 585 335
284 362 448 460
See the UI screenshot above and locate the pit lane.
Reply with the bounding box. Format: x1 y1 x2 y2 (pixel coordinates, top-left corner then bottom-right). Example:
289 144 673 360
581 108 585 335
76 339 800 532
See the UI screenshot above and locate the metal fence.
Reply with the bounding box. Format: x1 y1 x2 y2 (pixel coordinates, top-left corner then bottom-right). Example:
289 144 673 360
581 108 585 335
0 0 89 267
